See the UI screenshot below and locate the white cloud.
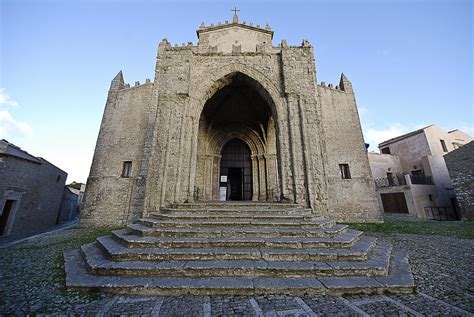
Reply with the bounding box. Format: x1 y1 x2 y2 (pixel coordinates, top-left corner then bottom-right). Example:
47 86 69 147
0 109 33 139
457 125 474 137
363 123 411 151
0 88 33 140
358 106 368 115
0 88 18 107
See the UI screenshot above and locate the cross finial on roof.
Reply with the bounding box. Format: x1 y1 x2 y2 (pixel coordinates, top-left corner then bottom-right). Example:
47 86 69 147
231 6 240 23
231 6 240 15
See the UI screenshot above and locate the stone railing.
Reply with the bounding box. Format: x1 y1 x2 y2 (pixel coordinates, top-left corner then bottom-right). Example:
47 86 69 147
374 174 407 188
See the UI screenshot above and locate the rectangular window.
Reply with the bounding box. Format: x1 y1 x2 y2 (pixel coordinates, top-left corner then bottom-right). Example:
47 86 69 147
411 170 423 177
381 147 391 154
339 164 351 179
386 172 394 185
440 139 448 152
428 194 433 201
122 161 132 178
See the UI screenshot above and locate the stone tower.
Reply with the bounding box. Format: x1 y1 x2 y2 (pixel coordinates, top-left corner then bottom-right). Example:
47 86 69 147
80 14 382 227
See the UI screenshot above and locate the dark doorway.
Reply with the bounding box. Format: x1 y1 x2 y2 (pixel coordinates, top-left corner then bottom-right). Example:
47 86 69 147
450 197 461 220
381 193 409 213
220 138 252 200
0 200 15 236
228 168 243 200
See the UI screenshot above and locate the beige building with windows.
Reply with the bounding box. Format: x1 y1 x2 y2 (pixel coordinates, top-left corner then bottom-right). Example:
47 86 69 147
368 125 473 220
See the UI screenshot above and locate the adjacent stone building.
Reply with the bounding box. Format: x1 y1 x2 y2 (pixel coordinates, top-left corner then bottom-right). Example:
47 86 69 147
444 141 474 220
58 186 81 224
368 125 473 220
81 13 382 227
0 139 76 242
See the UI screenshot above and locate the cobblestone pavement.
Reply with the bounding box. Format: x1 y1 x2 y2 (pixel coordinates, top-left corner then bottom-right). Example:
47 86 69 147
1 224 473 316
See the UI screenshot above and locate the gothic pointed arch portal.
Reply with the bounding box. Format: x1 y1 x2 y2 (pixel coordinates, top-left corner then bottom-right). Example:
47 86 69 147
194 72 280 201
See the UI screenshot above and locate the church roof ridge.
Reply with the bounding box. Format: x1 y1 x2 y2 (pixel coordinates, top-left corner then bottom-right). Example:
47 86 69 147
197 12 273 39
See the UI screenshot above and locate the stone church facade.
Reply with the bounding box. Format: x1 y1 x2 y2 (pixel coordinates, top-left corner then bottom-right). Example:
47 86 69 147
80 14 382 227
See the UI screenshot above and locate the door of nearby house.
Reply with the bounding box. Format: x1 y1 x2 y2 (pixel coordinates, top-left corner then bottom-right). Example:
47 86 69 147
380 193 409 213
0 200 15 236
450 197 461 220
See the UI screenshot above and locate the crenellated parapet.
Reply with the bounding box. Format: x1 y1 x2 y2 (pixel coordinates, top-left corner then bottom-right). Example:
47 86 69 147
317 73 353 93
157 25 313 57
109 71 153 92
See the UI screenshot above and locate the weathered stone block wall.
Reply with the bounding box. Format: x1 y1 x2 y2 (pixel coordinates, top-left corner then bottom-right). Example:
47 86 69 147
143 40 329 217
318 84 382 222
80 82 153 227
280 44 328 213
445 141 474 220
0 157 67 241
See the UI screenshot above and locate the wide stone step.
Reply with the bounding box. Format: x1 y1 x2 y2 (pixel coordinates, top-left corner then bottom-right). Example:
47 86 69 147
112 228 363 249
151 212 320 222
127 223 348 238
81 241 391 278
169 202 304 211
97 235 377 262
161 207 313 215
137 218 335 229
64 249 414 296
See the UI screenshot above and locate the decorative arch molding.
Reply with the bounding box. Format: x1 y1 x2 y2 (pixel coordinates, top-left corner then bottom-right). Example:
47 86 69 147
207 125 266 157
190 63 284 122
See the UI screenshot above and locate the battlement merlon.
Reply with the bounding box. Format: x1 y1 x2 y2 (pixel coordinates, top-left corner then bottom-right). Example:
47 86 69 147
109 71 152 91
317 73 354 93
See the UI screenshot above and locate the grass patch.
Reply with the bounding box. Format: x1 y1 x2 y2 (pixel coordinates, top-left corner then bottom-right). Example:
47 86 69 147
349 219 474 239
2 227 119 253
52 227 120 247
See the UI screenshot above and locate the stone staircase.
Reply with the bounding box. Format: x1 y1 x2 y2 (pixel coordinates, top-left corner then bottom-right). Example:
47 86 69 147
64 203 415 295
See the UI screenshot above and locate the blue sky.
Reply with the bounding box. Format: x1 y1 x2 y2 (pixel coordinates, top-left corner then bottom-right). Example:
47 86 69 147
1 0 472 183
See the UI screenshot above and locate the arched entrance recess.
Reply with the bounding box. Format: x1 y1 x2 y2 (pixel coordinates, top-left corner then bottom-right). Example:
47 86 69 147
194 72 279 201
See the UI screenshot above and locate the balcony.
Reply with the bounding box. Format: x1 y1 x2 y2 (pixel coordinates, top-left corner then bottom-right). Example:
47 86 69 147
374 174 407 188
410 175 434 185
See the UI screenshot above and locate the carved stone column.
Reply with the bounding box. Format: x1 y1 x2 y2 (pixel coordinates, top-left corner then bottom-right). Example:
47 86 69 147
265 154 278 201
212 155 221 200
251 155 259 201
257 155 267 200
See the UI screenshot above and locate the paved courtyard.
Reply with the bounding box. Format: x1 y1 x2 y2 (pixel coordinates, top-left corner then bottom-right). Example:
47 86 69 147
1 215 473 316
